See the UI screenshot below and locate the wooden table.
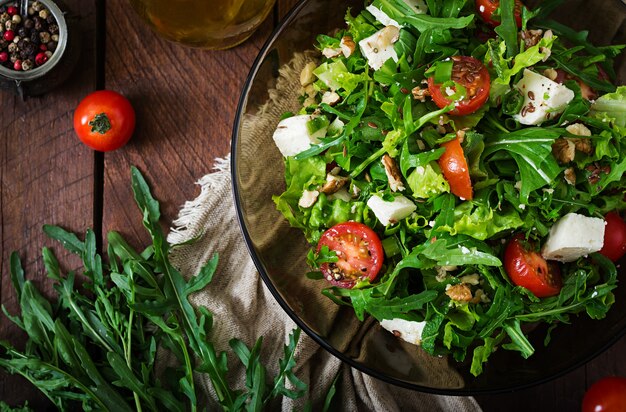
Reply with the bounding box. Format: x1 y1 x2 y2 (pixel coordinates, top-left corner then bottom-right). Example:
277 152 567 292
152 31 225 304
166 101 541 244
1 0 624 410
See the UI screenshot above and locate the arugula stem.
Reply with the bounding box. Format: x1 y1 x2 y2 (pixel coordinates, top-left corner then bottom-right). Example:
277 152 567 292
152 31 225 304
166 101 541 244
350 146 386 178
126 287 143 412
0 351 109 410
67 295 115 353
176 334 197 412
515 301 584 321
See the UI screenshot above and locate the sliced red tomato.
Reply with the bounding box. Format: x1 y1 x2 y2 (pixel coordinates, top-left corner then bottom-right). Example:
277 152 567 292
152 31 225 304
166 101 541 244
317 221 384 289
582 376 626 412
476 0 523 28
427 56 490 116
504 234 562 298
438 137 473 200
599 212 626 262
554 69 600 101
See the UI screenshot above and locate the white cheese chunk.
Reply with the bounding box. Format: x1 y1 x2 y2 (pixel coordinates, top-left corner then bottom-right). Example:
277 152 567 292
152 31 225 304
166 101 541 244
367 194 416 226
272 115 327 157
513 69 575 125
541 213 606 262
365 0 427 27
365 5 399 27
358 26 400 71
380 318 426 345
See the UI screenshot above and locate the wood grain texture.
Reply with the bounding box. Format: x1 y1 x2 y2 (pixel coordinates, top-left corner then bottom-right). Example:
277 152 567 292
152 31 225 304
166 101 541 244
0 0 624 410
0 0 97 407
102 0 275 251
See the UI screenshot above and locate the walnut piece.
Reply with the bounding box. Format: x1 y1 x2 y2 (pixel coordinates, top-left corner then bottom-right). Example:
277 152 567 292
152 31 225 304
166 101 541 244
445 284 473 302
340 36 356 58
320 174 349 194
381 154 405 192
552 138 576 164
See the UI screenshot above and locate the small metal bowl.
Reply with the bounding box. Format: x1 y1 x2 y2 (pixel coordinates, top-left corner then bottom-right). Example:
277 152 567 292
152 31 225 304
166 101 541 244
0 0 73 97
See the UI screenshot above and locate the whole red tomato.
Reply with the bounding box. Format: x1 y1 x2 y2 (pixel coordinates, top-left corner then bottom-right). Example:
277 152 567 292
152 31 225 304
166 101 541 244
599 212 626 262
582 376 626 412
73 90 136 152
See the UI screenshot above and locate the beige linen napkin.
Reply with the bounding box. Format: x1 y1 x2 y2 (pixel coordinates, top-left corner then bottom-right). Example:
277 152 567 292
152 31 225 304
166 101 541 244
166 157 480 411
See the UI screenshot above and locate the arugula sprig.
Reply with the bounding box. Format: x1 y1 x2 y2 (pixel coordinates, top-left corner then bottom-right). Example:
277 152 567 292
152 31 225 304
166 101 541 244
0 167 308 411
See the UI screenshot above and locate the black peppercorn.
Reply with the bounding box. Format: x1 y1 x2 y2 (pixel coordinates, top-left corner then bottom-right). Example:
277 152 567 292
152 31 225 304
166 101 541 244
46 14 54 24
48 23 58 34
33 16 43 31
29 30 39 44
46 40 55 52
23 18 33 29
17 26 27 37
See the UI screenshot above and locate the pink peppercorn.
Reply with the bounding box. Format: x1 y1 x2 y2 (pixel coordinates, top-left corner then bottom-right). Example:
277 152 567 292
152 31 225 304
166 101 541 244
13 59 21 70
35 51 47 65
0 51 8 63
3 29 15 42
6 6 18 16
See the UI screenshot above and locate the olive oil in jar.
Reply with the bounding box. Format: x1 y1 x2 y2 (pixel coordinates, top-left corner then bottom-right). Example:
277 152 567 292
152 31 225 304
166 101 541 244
129 0 275 49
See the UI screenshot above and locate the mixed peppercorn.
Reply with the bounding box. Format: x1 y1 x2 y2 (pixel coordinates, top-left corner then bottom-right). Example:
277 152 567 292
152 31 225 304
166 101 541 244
0 1 59 72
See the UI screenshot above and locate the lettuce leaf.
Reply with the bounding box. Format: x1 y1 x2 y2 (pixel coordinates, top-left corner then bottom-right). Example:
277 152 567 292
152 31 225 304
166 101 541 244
590 86 626 129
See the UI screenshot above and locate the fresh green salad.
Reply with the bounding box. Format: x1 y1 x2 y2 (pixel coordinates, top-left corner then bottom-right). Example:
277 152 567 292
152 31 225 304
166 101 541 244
271 0 626 375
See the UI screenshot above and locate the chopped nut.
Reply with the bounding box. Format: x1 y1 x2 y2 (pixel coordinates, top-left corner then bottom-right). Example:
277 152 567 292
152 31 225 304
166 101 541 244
340 36 356 58
298 190 319 208
566 123 592 137
564 167 576 185
299 61 318 87
380 25 400 44
445 284 473 302
320 174 349 194
411 86 430 102
552 138 576 164
460 273 480 286
322 47 342 59
321 91 341 106
570 138 593 155
520 29 543 48
471 289 491 304
543 68 558 81
381 154 405 192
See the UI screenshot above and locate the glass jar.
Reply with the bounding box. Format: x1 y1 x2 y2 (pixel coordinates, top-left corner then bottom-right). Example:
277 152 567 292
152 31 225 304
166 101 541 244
128 0 276 50
0 0 80 97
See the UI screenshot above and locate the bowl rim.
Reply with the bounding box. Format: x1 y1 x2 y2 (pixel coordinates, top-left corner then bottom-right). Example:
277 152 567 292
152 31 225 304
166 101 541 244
230 0 626 395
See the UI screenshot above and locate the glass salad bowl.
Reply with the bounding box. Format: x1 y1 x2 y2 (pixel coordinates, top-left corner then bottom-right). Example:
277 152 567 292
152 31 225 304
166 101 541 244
231 0 626 394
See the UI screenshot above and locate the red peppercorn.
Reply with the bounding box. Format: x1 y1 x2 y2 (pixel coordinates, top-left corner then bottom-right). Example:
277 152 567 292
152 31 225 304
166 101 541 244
6 5 18 16
13 59 22 70
35 51 47 66
3 30 15 42
0 51 8 63
39 43 47 51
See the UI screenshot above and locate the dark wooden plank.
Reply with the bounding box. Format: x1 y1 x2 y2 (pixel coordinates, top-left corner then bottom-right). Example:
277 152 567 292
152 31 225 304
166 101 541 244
102 1 275 248
0 0 98 407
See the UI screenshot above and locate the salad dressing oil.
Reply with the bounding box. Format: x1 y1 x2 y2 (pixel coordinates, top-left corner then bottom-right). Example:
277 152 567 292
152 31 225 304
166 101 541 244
129 0 275 49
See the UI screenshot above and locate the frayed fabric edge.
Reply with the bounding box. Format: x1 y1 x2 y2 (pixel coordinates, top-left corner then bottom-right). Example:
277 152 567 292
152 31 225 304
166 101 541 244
167 155 231 246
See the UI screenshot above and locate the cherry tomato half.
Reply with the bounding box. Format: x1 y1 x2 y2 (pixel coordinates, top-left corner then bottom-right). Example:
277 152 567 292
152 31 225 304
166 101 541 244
317 221 384 289
73 90 136 152
476 0 523 28
599 212 626 262
427 56 491 116
438 136 473 200
504 234 562 298
582 376 626 412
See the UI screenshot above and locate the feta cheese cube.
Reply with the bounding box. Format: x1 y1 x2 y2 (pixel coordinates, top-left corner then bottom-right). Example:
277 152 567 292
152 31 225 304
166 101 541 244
513 69 575 125
365 5 399 27
367 194 416 226
380 318 426 345
541 213 606 262
272 115 327 157
365 0 427 27
358 26 400 71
